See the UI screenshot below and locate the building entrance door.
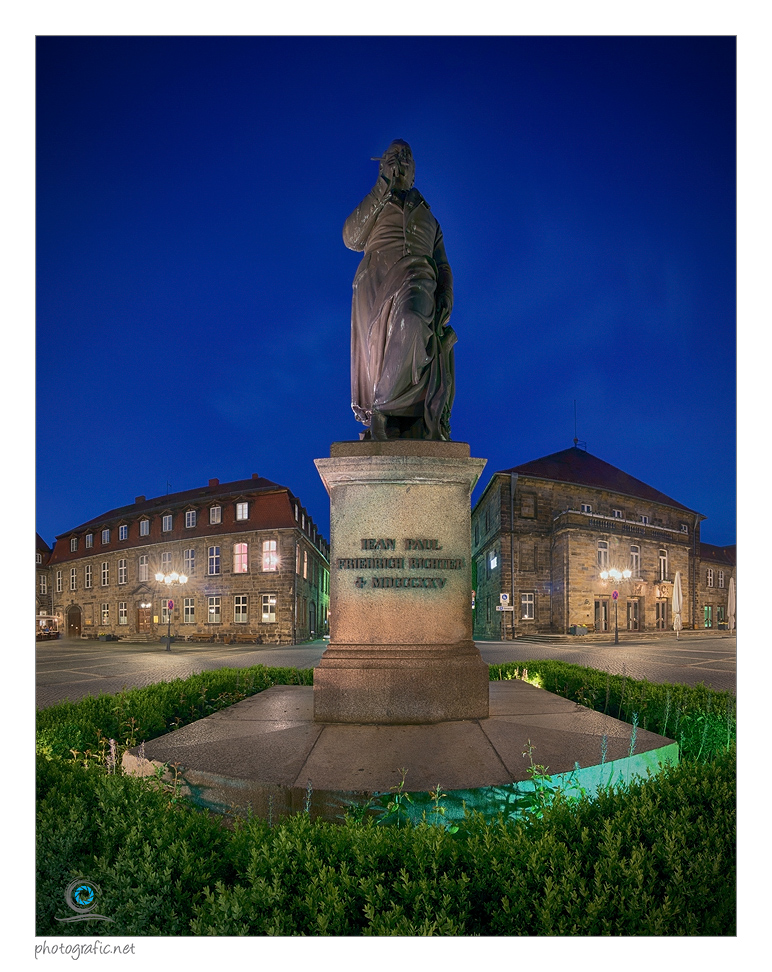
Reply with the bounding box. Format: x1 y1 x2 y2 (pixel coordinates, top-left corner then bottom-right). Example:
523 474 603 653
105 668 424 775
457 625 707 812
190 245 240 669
594 599 609 632
655 601 667 629
627 600 640 631
137 607 152 633
66 605 82 637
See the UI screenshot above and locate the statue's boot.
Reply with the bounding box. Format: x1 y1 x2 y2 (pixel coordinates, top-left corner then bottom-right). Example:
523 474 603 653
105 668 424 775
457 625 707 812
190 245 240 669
369 409 389 441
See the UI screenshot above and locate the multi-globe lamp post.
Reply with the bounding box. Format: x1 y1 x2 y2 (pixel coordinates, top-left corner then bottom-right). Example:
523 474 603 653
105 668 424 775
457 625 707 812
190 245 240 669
155 570 188 651
599 566 632 645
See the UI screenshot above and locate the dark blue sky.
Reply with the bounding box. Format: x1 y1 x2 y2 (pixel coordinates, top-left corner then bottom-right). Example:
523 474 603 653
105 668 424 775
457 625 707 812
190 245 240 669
36 36 736 547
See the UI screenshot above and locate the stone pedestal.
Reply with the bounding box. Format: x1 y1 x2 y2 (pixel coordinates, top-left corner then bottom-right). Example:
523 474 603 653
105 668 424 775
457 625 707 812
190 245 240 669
313 441 488 724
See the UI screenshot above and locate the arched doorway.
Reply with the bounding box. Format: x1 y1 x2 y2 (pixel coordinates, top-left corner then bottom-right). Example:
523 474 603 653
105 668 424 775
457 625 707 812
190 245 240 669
66 605 82 637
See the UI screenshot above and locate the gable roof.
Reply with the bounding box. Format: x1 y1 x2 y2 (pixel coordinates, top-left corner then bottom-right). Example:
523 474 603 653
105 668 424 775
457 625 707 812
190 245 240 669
498 447 700 515
699 543 736 566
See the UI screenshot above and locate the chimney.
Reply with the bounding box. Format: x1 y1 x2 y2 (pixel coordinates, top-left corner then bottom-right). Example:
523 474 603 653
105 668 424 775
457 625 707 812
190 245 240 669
135 495 145 504
209 479 219 487
252 473 260 479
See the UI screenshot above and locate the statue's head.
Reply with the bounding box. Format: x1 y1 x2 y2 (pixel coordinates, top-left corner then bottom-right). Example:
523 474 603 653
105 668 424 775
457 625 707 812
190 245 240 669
380 139 415 190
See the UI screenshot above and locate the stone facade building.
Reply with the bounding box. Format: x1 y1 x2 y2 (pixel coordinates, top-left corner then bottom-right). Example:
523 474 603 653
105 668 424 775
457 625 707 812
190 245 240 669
472 445 736 638
45 474 330 645
696 542 737 631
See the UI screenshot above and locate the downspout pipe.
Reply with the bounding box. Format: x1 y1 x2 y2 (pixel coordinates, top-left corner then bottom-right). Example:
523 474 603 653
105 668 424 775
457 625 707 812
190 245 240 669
510 473 518 640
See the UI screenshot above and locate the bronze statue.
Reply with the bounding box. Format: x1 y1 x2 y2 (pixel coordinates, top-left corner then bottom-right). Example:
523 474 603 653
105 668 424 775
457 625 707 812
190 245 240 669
343 140 456 441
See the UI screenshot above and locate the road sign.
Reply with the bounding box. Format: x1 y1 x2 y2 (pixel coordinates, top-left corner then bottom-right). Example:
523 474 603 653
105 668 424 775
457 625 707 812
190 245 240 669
168 599 174 609
612 591 618 601
496 605 514 612
499 593 509 604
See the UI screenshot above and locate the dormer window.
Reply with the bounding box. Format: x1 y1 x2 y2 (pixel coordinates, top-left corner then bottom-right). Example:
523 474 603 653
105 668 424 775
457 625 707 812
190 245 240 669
185 510 197 528
139 519 149 537
101 528 110 544
70 537 78 552
162 514 173 532
236 502 249 521
210 505 222 525
36 552 42 564
85 533 94 548
119 525 128 541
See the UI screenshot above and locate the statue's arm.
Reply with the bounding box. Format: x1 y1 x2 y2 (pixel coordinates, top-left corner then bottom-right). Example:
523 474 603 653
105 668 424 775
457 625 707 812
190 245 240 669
433 228 453 325
342 181 390 251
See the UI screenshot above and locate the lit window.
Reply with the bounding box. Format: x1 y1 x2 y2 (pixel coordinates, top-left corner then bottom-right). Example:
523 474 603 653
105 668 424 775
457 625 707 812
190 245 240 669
184 548 195 576
296 544 301 574
263 539 278 572
208 596 221 624
118 559 127 585
101 562 109 586
208 546 221 575
630 545 640 577
118 602 128 625
597 540 609 569
85 565 92 589
234 595 248 623
659 549 668 581
706 568 714 588
185 510 197 529
101 603 109 625
139 519 149 537
102 528 110 544
70 537 78 552
119 525 128 541
233 543 248 573
261 594 277 623
209 505 222 524
581 504 592 514
86 533 94 548
161 599 172 625
138 555 148 582
56 570 62 593
162 514 172 532
184 597 195 624
161 552 172 574
718 570 725 589
236 502 249 521
304 549 308 579
521 592 535 619
489 551 498 570
70 567 77 591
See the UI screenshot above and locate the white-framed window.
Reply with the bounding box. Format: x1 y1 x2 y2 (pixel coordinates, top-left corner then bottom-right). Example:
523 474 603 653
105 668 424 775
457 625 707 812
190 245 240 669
208 546 221 575
718 570 725 589
101 561 109 586
85 565 92 589
706 567 714 588
85 533 94 548
101 528 110 544
233 542 248 573
184 597 195 624
161 599 171 625
69 567 77 591
597 540 609 569
521 592 535 620
630 544 641 577
185 510 197 529
209 505 222 525
208 596 221 624
161 551 172 574
261 593 277 623
640 515 649 525
680 523 689 534
234 594 248 623
56 569 62 593
659 549 668 581
118 602 128 625
612 509 623 519
295 503 299 521
184 548 195 576
162 514 173 532
301 513 306 531
236 501 249 521
119 525 128 541
263 539 278 572
304 549 308 579
101 603 109 625
139 519 149 537
138 555 148 582
296 544 301 574
40 574 47 595
581 504 592 514
118 559 127 585
70 537 78 552
36 552 42 564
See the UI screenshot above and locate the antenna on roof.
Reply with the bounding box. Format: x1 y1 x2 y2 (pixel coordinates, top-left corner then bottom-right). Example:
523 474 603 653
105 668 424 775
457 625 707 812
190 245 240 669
573 401 586 451
166 480 172 495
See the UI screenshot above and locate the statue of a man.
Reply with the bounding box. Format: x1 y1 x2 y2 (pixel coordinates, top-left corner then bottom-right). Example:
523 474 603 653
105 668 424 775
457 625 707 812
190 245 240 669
343 140 456 441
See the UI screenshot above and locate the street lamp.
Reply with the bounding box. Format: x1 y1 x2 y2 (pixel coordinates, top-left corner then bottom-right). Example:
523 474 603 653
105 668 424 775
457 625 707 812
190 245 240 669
599 567 632 645
155 570 188 650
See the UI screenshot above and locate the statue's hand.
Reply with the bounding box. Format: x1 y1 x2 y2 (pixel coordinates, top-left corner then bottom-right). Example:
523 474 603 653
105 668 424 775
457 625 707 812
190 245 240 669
436 294 452 328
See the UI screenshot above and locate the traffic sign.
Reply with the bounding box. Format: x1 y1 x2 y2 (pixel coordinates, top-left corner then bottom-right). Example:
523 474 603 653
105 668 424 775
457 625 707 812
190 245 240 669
496 605 514 612
612 591 618 601
499 593 509 603
168 599 174 609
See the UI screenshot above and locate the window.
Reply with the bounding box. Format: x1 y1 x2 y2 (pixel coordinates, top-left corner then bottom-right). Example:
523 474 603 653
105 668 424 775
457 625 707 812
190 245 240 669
296 544 301 574
717 605 725 626
263 539 278 572
185 510 197 529
640 515 649 525
162 514 172 532
301 513 306 530
630 544 640 577
718 570 725 589
70 537 78 552
85 565 92 589
118 602 128 625
101 528 110 544
581 504 592 514
69 567 76 591
489 551 498 570
56 570 62 593
209 505 222 524
101 603 109 625
184 548 195 576
233 543 248 573
521 592 535 619
119 525 128 541
208 596 221 624
101 562 109 586
36 552 42 564
680 523 689 534
161 552 172 575
161 599 171 625
597 540 609 569
184 597 195 624
261 594 277 623
294 503 299 521
659 549 668 581
656 601 668 630
139 519 149 537
236 502 249 520
706 567 714 588
208 546 221 575
304 549 308 579
138 555 148 582
704 605 713 628
85 533 94 548
234 595 248 623
40 574 47 595
118 559 127 585
613 509 623 519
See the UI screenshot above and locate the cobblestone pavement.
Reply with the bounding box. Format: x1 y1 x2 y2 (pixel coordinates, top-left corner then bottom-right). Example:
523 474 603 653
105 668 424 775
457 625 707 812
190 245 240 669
36 631 735 708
